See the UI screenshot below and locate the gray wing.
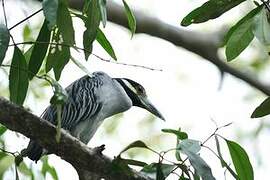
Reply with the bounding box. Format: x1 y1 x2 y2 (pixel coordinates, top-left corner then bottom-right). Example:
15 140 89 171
41 75 102 131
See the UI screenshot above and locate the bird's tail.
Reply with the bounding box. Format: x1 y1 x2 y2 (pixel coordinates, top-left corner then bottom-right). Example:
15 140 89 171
21 140 43 162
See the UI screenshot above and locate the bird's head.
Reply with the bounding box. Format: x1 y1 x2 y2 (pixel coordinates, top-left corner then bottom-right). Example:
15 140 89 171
114 78 165 121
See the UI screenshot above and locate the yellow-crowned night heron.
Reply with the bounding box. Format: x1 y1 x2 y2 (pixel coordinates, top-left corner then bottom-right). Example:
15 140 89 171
24 71 164 161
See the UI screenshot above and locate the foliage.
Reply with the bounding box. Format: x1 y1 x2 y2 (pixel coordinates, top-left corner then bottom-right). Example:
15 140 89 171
112 126 253 179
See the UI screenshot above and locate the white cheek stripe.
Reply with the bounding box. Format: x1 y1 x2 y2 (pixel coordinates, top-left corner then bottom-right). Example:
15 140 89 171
122 79 137 93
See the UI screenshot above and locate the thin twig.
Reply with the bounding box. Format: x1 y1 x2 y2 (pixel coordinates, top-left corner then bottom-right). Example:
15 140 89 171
9 41 163 72
169 122 233 175
8 8 43 31
0 147 17 156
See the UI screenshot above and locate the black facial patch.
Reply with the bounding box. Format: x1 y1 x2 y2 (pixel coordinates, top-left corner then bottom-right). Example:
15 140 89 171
114 78 144 107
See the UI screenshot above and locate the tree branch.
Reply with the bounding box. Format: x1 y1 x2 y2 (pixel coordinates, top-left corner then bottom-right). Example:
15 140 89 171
66 0 270 96
0 97 151 180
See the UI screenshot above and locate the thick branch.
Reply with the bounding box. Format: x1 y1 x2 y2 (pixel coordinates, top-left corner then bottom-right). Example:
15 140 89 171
0 97 151 180
67 0 270 96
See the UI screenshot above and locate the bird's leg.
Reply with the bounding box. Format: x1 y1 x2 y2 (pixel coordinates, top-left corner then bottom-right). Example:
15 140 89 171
93 144 105 155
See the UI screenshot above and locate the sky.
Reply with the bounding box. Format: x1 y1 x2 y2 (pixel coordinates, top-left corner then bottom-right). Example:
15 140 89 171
1 0 270 179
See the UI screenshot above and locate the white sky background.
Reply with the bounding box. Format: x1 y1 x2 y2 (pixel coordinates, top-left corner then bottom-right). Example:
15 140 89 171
1 0 270 179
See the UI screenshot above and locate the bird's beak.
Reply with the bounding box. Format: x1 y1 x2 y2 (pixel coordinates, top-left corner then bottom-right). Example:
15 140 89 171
139 96 165 121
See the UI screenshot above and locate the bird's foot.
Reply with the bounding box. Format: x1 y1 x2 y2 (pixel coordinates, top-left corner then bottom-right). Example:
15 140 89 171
93 144 105 155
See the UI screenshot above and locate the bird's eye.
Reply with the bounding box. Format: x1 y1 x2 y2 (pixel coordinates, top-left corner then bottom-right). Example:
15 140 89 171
137 86 145 94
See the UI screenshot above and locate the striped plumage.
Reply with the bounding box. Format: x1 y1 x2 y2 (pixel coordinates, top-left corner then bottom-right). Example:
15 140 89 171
24 71 164 161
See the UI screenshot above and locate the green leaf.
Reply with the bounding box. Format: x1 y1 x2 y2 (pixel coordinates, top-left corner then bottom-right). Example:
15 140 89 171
225 14 254 61
253 8 270 45
9 46 29 105
83 30 93 60
178 164 191 179
0 125 7 136
43 0 59 29
18 161 34 178
57 1 75 45
251 97 270 118
24 46 34 64
180 140 215 180
161 128 188 140
46 29 60 72
111 157 133 176
215 136 239 179
179 139 201 154
28 20 51 80
53 46 70 81
141 163 175 179
98 0 107 27
122 0 136 37
215 135 225 167
120 140 149 154
226 139 253 180
83 0 101 60
223 6 262 46
0 155 14 178
185 151 215 180
96 28 117 60
156 162 165 180
0 24 10 65
181 0 246 26
41 156 59 180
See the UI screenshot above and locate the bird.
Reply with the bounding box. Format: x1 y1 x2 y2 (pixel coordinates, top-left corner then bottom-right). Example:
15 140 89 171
23 71 165 161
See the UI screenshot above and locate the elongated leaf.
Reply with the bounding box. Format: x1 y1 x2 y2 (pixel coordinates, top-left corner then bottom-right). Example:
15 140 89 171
18 161 34 178
28 20 51 79
225 15 254 61
253 8 270 45
180 140 215 180
83 30 93 60
223 5 262 45
251 97 270 118
214 136 239 179
181 0 246 26
120 140 149 154
57 1 75 45
0 155 14 178
161 128 188 140
122 0 136 37
215 135 225 167
0 24 10 65
179 139 201 154
156 162 165 180
0 125 7 136
53 46 70 81
98 0 107 27
9 46 29 105
226 139 253 180
96 28 117 60
178 164 191 179
43 0 58 29
41 156 59 180
83 0 101 60
46 29 60 72
184 151 216 180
